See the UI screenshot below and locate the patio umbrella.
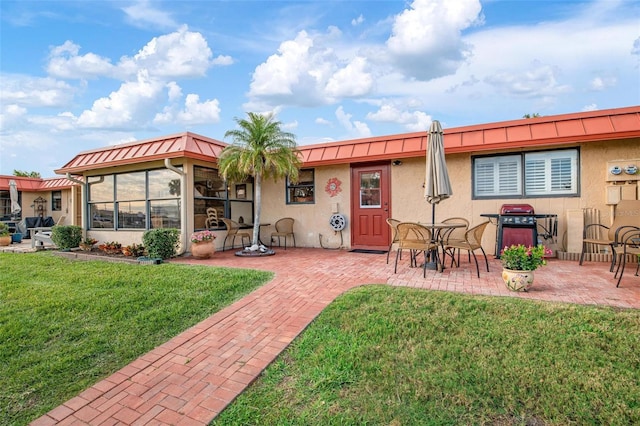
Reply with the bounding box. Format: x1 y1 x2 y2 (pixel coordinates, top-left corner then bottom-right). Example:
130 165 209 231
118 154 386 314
425 120 452 223
9 179 21 218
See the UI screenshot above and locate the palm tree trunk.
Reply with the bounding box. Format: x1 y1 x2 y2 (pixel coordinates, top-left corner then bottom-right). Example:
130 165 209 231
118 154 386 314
253 174 262 246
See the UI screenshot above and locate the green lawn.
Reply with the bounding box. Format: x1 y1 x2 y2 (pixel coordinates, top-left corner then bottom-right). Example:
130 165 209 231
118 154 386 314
0 252 272 425
4 253 640 425
214 286 640 425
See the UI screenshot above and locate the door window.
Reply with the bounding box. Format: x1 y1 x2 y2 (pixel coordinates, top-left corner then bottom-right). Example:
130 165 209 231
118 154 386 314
360 171 381 208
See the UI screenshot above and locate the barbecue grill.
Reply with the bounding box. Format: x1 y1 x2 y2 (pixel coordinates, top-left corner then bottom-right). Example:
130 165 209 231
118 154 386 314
496 204 538 258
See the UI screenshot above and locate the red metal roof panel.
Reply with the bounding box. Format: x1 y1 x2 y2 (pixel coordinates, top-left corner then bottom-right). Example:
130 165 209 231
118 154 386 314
555 119 586 137
610 113 640 131
530 122 559 140
506 125 533 142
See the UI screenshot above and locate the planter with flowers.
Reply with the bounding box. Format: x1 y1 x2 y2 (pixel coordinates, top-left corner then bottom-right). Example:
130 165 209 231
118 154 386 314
190 230 216 259
500 244 552 292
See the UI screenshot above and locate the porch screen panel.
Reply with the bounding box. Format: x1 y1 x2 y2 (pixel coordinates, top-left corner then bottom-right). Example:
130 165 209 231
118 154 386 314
88 175 115 229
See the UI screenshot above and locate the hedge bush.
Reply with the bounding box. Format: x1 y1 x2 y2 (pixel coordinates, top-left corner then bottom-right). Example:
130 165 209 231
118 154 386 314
51 225 83 250
142 228 180 259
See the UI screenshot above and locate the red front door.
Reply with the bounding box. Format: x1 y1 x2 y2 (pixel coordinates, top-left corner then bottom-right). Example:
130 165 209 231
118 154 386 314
350 163 391 250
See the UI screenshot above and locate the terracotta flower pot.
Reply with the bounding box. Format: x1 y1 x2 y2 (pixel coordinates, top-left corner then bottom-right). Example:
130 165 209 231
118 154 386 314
0 235 11 246
502 268 534 292
191 241 215 259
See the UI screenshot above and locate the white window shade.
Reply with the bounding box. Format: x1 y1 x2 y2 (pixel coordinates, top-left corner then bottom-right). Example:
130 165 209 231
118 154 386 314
474 155 521 197
525 150 577 195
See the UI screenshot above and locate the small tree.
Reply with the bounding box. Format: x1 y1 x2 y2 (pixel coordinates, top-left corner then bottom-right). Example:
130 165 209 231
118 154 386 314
219 112 302 246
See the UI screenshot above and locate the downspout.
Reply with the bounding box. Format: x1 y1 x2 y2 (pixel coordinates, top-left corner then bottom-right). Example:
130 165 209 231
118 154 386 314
165 158 187 255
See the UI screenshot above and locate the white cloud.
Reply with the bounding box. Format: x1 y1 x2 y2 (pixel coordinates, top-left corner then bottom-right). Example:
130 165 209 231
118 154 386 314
45 28 221 81
484 63 571 98
386 0 482 81
249 30 374 107
335 106 371 138
589 76 617 91
366 103 431 131
315 117 332 126
282 120 298 130
120 27 214 79
351 14 365 26
325 57 373 98
75 70 165 128
582 103 598 112
122 0 177 30
47 41 115 79
0 75 75 107
212 55 234 66
154 93 221 125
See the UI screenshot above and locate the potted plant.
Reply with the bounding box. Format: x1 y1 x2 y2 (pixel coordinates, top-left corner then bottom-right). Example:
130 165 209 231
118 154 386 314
79 237 98 251
500 244 552 292
0 223 10 246
190 230 216 259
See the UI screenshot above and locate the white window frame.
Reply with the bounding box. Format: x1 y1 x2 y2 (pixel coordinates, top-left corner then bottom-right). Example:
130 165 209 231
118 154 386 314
473 149 579 198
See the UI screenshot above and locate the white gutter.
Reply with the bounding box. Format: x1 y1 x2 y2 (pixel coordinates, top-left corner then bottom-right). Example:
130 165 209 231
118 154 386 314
165 158 188 255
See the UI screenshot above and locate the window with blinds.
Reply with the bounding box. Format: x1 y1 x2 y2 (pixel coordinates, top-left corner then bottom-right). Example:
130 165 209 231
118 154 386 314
473 149 578 198
474 155 521 197
525 150 577 195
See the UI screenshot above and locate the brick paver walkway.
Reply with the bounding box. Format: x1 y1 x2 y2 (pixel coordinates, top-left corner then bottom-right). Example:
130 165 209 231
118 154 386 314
32 248 640 425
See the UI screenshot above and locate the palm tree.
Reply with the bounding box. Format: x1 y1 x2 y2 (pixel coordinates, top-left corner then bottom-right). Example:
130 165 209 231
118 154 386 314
219 112 301 247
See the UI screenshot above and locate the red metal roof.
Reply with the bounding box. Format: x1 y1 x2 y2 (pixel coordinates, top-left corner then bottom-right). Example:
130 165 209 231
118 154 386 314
53 106 640 174
55 132 227 175
299 105 640 166
0 175 80 191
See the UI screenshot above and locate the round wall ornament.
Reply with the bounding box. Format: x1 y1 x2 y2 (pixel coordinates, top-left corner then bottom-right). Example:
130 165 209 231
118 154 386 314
325 177 342 197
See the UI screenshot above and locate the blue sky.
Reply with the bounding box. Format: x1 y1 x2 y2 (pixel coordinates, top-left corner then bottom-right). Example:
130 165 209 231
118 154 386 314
1 0 638 177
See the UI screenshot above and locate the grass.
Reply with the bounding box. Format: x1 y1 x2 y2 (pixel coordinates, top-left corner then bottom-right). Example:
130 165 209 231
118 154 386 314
0 252 272 425
214 286 640 425
4 252 640 425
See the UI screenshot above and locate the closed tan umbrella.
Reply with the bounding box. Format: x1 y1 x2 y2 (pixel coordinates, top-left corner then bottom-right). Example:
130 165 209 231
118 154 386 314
425 120 452 223
9 179 21 218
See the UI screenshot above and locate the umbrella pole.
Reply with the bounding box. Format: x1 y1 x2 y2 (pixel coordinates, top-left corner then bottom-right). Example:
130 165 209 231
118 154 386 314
424 203 439 271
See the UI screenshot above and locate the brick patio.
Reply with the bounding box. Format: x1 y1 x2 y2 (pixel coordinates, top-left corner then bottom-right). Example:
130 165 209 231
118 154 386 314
27 247 640 425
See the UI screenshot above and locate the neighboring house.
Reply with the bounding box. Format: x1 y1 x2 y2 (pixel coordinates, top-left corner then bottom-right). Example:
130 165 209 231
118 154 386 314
4 106 639 256
0 175 79 228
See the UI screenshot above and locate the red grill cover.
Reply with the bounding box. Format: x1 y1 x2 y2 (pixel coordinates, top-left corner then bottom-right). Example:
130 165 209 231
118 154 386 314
500 204 534 215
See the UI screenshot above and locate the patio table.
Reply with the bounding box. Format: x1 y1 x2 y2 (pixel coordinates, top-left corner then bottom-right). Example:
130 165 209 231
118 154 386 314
417 222 466 272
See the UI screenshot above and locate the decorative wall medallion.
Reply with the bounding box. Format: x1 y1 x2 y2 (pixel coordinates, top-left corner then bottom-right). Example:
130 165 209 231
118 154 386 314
325 177 342 197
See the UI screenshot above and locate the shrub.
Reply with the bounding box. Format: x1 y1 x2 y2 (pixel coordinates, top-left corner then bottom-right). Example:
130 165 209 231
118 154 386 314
122 243 145 257
98 241 122 254
51 225 82 250
143 228 180 259
0 222 9 236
